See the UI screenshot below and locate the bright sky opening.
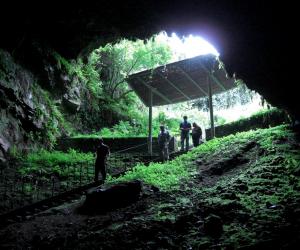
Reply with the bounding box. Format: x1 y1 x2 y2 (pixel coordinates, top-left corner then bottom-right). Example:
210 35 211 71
157 32 219 61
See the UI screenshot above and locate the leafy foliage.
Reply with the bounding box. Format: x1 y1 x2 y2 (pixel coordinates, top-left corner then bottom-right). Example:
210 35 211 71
52 34 173 132
106 125 294 190
72 112 181 138
95 36 172 101
31 84 73 149
18 149 94 178
209 108 291 139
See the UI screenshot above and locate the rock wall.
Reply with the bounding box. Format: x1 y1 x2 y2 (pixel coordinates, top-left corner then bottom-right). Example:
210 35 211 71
0 46 139 163
0 49 82 162
0 50 40 162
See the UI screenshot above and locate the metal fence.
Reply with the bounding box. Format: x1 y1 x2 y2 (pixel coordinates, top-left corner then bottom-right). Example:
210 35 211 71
0 160 94 214
0 143 159 215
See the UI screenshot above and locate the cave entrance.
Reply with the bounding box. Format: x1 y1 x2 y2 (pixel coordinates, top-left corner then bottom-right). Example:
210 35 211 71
127 39 236 155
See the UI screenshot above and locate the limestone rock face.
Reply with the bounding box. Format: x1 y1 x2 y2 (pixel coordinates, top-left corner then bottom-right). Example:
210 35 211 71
0 50 42 161
0 50 71 160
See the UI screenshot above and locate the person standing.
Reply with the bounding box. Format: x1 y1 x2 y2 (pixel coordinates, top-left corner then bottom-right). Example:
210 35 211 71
95 138 110 182
192 122 202 147
158 125 171 162
180 116 191 151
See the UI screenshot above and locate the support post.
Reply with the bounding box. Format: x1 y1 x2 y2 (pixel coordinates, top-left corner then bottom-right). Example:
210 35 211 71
148 90 153 156
208 75 215 139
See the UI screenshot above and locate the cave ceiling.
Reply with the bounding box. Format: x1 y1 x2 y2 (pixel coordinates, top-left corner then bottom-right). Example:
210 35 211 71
0 0 297 118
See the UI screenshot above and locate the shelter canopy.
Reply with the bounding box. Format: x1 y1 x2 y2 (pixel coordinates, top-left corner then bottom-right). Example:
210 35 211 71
127 54 236 107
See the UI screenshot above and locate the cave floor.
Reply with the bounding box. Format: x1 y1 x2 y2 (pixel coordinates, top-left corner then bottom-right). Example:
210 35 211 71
1 126 300 249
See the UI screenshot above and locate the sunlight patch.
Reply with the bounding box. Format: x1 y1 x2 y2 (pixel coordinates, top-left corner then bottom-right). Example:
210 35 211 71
156 31 219 61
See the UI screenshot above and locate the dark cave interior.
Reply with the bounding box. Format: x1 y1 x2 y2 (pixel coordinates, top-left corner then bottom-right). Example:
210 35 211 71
0 0 297 121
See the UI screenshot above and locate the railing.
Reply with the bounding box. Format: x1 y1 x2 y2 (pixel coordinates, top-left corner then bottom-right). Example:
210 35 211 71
0 143 159 216
0 160 94 214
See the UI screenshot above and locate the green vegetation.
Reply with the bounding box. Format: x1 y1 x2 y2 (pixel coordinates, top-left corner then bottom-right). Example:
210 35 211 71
238 107 290 124
201 126 299 247
52 35 173 133
107 124 293 189
72 112 181 138
51 33 257 140
31 84 74 149
210 108 290 138
18 149 94 178
107 159 193 190
4 89 298 248
2 33 266 159
2 34 298 248
105 124 300 248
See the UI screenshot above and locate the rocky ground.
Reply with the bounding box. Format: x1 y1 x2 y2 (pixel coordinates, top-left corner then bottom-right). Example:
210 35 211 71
0 125 300 249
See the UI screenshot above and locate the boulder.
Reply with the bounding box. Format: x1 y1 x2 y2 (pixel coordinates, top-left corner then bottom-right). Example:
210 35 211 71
82 180 142 213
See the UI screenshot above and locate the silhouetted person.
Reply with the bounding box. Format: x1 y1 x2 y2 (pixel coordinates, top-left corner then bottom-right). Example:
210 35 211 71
95 138 110 182
192 122 202 147
180 115 191 151
158 125 171 162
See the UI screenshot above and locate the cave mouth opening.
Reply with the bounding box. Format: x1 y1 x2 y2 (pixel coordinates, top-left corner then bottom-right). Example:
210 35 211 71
115 31 265 130
61 29 267 138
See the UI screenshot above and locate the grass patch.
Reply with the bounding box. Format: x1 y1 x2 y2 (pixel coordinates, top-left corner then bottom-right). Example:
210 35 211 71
107 125 292 190
105 124 300 248
18 149 94 178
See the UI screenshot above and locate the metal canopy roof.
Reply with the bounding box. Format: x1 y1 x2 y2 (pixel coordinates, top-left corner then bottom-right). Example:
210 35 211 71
127 54 236 107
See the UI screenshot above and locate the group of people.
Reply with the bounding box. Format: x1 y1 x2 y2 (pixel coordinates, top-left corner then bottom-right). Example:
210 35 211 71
94 115 203 182
180 115 203 150
158 115 203 162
